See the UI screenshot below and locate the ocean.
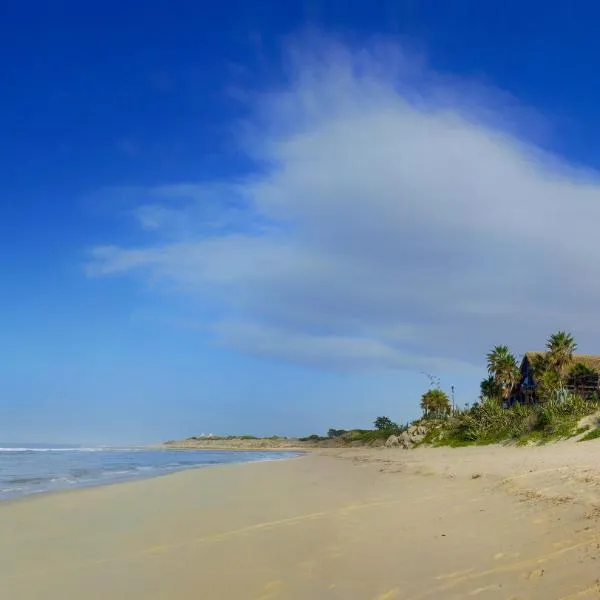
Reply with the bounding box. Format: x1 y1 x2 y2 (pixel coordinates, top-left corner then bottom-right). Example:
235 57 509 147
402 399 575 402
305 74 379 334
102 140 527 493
0 444 299 501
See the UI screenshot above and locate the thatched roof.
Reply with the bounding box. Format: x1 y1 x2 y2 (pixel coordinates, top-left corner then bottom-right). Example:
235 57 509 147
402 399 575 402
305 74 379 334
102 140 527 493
523 352 600 374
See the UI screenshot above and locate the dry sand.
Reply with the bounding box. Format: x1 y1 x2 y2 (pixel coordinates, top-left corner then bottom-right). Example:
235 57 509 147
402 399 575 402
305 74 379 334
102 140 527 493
3 443 600 599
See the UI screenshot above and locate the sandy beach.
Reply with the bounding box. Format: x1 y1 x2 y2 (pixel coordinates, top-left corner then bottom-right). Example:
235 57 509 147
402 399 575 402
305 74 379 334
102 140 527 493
3 444 600 599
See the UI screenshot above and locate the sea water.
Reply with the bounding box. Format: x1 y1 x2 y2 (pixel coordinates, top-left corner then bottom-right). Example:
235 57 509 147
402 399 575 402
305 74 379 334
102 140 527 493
0 443 299 500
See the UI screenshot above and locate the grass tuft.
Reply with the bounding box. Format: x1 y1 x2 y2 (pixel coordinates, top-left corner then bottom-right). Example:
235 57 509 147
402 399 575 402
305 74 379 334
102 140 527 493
578 427 600 442
426 394 600 447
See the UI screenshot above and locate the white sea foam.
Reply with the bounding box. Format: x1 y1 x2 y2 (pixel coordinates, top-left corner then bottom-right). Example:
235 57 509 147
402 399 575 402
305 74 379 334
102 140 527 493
0 448 299 500
0 447 141 453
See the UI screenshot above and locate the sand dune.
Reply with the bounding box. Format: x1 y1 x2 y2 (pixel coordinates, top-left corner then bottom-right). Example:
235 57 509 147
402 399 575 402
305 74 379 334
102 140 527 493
3 443 600 599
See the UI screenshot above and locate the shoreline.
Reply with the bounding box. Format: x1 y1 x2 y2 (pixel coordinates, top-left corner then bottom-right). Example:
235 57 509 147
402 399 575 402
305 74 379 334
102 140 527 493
5 443 600 598
160 438 314 451
156 444 310 452
0 448 303 505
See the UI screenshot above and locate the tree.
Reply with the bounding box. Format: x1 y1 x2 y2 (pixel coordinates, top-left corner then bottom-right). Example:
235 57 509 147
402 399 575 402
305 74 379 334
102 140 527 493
420 389 451 418
546 331 577 378
567 363 597 395
480 376 502 401
531 353 550 379
327 428 347 438
536 369 563 403
486 345 520 402
374 416 396 431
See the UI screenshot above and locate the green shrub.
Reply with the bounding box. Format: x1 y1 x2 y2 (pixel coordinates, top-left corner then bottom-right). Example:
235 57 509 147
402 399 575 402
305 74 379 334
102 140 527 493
299 434 326 442
579 427 600 442
374 416 396 431
327 429 347 438
436 393 600 446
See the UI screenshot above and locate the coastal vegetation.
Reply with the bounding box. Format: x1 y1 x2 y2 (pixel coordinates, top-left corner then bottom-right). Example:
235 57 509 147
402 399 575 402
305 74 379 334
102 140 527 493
425 393 600 447
175 331 600 450
485 345 519 403
420 388 451 418
579 427 600 442
422 331 600 447
300 417 407 445
300 330 600 449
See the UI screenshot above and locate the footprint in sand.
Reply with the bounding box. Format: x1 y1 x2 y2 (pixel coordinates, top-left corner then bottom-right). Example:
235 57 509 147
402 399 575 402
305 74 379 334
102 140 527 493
525 568 545 579
255 580 282 600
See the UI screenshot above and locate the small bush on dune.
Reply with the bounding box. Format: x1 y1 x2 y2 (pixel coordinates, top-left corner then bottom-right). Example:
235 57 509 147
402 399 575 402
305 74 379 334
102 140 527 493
302 421 410 447
299 434 326 442
579 427 600 442
342 428 397 443
327 429 348 438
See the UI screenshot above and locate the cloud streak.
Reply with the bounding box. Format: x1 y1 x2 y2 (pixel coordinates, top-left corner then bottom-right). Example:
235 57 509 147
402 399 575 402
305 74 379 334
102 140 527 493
88 33 600 373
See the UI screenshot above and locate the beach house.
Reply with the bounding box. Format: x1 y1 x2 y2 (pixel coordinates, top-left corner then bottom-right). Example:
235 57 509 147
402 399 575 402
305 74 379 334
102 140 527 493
509 352 600 406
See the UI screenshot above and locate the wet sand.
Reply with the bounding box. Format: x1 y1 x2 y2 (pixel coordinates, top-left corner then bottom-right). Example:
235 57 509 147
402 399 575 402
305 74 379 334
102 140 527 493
3 444 600 599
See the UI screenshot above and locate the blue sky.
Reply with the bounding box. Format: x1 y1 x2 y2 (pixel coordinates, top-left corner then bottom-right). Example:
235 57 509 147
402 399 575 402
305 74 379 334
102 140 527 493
4 2 600 444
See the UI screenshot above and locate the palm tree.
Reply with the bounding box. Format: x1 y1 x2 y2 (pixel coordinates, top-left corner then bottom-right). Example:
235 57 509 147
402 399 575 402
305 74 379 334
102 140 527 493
546 331 577 378
420 389 451 418
486 345 520 403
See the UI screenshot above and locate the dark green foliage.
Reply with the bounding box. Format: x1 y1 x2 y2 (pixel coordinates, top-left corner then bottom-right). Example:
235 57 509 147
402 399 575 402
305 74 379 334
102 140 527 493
418 330 600 447
526 332 586 403
316 422 409 446
486 345 519 401
299 434 326 442
480 376 502 401
536 369 563 403
327 428 347 438
531 353 549 378
374 416 395 431
567 362 595 381
567 363 598 394
343 425 406 443
420 389 451 418
431 394 600 446
546 331 577 376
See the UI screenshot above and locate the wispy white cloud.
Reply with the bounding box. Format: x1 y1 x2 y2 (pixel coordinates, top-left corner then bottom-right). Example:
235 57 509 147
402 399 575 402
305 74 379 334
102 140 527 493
88 33 600 373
